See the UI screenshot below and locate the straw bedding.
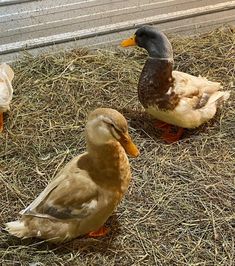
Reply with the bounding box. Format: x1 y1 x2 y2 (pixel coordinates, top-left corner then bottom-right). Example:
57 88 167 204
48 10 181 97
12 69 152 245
0 26 234 265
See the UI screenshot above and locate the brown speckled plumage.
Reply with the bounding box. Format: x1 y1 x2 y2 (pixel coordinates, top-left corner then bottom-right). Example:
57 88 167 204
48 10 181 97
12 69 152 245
138 58 179 110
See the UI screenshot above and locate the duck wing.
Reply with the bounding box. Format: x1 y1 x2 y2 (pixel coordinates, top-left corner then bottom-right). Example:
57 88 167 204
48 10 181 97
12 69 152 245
20 155 98 220
172 71 221 99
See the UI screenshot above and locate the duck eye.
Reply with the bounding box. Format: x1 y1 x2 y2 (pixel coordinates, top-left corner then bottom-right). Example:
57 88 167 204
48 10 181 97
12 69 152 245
108 123 117 131
109 124 121 139
138 32 144 37
109 123 115 129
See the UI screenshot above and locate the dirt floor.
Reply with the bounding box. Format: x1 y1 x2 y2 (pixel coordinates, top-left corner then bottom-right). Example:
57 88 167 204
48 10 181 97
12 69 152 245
0 26 234 266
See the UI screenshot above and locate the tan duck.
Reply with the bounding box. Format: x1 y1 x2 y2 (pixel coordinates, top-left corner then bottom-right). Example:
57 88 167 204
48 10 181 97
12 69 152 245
6 108 139 243
0 63 14 132
121 26 230 143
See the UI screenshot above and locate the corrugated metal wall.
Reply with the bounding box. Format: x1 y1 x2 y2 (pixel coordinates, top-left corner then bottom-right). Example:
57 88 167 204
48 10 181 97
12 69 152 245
0 0 235 62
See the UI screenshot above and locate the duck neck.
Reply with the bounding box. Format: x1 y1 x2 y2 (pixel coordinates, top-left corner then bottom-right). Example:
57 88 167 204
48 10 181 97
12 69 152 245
84 139 130 190
144 38 173 60
86 138 129 174
138 57 178 110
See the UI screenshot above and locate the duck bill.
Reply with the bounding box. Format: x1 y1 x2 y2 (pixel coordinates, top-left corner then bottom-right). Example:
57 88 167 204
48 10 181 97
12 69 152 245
119 132 139 157
121 35 136 47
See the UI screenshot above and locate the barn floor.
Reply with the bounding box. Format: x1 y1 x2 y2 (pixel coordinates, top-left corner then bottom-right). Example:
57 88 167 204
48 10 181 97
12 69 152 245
0 26 234 266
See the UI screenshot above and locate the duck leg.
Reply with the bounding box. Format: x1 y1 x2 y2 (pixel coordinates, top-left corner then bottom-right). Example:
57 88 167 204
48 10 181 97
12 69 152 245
154 120 184 143
0 112 3 132
154 120 169 129
88 226 110 237
162 125 184 143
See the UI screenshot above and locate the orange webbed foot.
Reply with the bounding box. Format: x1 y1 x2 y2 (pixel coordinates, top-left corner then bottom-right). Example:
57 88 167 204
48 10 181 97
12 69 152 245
0 112 3 132
88 226 110 237
162 127 184 143
154 120 184 143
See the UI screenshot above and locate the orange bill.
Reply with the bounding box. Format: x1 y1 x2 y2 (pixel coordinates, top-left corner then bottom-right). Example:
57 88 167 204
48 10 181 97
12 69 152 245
0 112 3 132
121 35 137 47
119 132 139 157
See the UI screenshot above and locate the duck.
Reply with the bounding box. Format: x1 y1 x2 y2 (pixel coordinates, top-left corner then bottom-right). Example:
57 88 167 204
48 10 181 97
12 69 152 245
121 26 230 143
5 108 139 243
0 63 14 132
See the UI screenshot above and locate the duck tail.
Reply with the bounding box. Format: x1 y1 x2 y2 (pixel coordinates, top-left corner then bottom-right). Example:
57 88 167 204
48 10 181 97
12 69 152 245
206 91 230 107
196 90 230 125
5 220 28 238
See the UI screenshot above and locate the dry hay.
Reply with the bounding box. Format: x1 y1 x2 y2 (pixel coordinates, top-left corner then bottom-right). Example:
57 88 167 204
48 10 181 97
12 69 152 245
0 26 234 266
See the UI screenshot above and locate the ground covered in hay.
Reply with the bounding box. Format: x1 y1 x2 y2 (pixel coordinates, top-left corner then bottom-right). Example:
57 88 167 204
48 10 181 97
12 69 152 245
0 26 234 266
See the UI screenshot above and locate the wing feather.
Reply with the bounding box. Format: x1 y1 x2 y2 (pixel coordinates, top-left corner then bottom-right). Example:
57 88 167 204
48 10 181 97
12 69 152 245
172 71 221 98
20 154 98 221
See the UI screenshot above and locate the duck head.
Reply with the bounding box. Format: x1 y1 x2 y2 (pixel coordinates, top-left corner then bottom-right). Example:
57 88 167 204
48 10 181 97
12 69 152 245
121 25 173 60
86 108 139 157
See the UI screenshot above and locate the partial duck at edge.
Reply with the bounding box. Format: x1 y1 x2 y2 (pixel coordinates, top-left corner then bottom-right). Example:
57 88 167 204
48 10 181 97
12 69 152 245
0 63 14 132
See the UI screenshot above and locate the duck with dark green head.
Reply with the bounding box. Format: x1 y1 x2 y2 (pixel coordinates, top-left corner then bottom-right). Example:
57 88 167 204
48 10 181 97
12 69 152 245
121 26 230 143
